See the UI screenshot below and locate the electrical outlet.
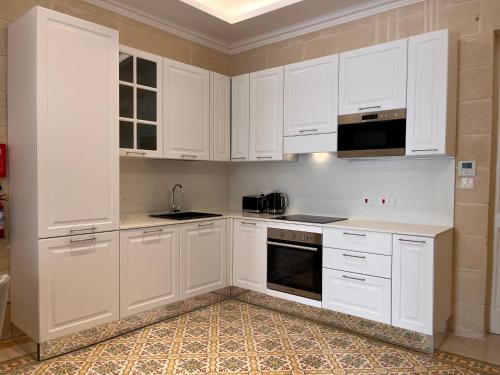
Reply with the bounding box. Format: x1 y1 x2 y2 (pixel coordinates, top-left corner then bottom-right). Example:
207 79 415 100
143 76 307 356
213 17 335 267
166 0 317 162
379 196 396 207
362 196 378 206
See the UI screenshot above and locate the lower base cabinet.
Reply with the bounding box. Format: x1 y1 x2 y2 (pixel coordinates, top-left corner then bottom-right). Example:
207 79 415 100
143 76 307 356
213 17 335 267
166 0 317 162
38 231 119 341
120 226 180 318
322 268 391 324
180 219 227 299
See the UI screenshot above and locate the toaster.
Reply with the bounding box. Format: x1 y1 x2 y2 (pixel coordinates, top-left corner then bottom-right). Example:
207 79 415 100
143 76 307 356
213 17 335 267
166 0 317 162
242 195 267 213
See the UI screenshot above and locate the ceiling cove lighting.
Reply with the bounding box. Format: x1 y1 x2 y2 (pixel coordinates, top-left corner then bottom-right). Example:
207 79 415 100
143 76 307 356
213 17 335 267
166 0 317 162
178 0 304 24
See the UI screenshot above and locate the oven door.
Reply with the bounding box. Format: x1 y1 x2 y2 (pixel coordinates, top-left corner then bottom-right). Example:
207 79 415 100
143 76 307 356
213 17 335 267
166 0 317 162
267 240 322 301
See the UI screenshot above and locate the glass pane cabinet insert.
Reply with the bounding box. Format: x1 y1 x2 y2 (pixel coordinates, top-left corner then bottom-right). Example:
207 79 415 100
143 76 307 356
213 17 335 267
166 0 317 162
119 47 163 157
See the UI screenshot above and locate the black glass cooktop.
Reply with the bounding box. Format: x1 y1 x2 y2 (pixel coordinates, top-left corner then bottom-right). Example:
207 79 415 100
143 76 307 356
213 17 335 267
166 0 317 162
275 214 347 224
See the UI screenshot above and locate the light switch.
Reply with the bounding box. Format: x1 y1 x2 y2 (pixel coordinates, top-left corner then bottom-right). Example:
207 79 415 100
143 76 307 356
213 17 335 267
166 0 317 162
459 177 474 190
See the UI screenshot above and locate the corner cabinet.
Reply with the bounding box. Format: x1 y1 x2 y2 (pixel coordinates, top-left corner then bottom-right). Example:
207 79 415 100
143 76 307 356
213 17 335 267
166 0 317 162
163 59 210 160
210 72 231 161
231 74 250 161
406 29 457 157
119 46 163 158
249 67 284 161
339 38 408 114
120 226 180 318
180 220 227 298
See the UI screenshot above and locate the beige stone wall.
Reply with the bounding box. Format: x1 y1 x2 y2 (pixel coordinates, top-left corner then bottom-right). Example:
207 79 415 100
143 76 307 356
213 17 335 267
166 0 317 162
229 0 498 338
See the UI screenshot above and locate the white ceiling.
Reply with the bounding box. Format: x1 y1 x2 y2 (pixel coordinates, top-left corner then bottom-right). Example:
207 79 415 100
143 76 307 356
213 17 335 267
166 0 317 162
84 0 420 54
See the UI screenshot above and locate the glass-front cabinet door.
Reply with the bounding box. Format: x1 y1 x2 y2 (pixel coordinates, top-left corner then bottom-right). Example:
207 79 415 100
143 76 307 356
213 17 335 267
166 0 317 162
119 46 163 158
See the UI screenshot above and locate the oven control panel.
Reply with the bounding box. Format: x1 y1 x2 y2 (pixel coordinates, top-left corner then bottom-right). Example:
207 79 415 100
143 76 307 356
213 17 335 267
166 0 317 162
267 228 322 245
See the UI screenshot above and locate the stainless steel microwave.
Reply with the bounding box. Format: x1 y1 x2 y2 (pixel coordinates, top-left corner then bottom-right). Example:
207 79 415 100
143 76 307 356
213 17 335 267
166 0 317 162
337 109 406 158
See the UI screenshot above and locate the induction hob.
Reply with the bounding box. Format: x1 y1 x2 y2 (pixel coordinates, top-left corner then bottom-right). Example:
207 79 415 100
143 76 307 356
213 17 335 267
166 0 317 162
275 214 347 224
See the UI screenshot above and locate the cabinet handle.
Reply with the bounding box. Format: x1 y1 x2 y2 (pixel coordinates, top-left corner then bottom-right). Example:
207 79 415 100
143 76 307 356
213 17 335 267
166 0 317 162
232 157 246 160
126 151 146 156
342 275 366 282
241 221 257 226
198 222 214 227
399 238 426 244
181 154 197 159
342 253 366 259
358 105 381 111
70 227 96 233
257 156 272 159
143 228 163 234
299 129 318 133
266 241 318 252
411 149 438 152
70 237 97 243
342 232 366 237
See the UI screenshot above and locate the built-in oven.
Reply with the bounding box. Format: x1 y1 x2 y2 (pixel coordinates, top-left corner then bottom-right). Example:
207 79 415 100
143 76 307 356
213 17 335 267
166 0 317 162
337 108 406 158
267 228 322 301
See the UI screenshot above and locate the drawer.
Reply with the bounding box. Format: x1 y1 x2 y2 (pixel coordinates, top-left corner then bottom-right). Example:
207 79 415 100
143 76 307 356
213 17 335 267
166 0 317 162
323 248 391 279
322 269 391 324
323 228 392 255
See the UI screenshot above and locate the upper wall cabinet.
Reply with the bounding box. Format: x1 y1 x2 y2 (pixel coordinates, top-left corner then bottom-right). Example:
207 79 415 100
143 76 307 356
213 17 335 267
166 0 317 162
119 46 163 158
339 39 408 115
231 74 250 161
164 59 210 160
249 67 284 161
210 72 231 161
406 29 457 157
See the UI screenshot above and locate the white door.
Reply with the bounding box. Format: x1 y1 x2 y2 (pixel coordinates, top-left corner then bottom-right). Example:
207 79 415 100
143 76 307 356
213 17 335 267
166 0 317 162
163 59 210 160
322 269 391 324
338 38 408 114
233 219 267 293
38 231 119 341
210 72 230 161
231 74 250 161
180 220 227 299
119 46 163 158
392 235 434 335
284 54 339 136
249 67 284 161
120 226 180 318
406 30 450 156
37 10 119 238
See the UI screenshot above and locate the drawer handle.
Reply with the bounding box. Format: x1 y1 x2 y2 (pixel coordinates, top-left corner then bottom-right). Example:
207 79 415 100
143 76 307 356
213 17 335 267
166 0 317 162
70 237 97 244
342 232 366 237
342 275 366 282
299 129 318 133
342 253 366 259
241 221 257 225
411 149 438 152
359 105 381 111
257 156 273 159
181 154 197 159
399 239 426 244
126 151 146 156
144 229 163 234
232 157 246 160
267 241 318 252
70 227 96 233
198 222 214 227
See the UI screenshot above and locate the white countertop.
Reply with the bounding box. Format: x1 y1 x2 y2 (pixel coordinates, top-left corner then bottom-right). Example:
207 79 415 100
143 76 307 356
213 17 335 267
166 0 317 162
120 210 452 237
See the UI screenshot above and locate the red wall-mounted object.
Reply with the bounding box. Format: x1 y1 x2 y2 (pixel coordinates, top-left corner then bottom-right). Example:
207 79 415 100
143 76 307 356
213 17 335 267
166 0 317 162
0 144 7 177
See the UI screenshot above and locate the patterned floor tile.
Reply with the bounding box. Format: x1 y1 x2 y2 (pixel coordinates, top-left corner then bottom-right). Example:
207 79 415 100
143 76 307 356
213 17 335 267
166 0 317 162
256 354 293 372
216 355 252 373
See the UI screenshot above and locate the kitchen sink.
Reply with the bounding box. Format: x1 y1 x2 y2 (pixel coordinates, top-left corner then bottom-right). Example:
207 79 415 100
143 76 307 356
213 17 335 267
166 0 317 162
149 212 223 220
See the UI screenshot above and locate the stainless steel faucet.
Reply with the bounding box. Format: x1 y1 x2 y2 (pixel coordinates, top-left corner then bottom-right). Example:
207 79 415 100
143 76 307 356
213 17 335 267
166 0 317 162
171 184 184 213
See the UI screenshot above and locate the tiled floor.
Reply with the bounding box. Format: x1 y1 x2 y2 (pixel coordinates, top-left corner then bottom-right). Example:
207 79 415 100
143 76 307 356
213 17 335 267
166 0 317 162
0 300 499 374
440 333 500 366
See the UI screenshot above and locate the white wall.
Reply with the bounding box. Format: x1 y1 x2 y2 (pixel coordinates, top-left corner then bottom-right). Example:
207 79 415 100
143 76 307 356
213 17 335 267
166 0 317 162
120 158 230 214
228 154 455 226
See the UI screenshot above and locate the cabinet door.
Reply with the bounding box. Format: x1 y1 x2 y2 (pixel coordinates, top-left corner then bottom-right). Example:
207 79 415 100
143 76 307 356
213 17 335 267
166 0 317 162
392 235 434 334
284 54 339 136
233 219 267 293
210 72 230 161
406 30 454 156
164 59 210 160
120 226 179 318
339 39 407 114
231 74 250 161
119 46 163 158
180 220 227 299
38 231 119 341
249 67 284 161
322 268 391 324
37 11 119 239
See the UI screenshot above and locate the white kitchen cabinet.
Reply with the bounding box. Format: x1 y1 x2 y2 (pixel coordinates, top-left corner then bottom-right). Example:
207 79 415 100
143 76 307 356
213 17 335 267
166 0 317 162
119 46 163 158
322 268 391 324
120 226 180 318
339 38 408 114
231 74 250 161
180 219 227 299
406 29 457 156
232 219 267 293
284 54 339 136
249 67 284 161
392 235 433 334
163 59 210 160
38 231 119 341
210 72 231 161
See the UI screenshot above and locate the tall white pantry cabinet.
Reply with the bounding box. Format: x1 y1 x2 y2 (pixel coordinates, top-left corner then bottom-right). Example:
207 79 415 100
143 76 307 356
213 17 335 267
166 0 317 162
8 7 120 342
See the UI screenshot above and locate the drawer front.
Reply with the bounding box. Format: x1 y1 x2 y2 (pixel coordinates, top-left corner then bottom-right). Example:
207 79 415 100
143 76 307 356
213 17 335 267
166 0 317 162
323 248 391 279
322 269 391 324
323 228 392 255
